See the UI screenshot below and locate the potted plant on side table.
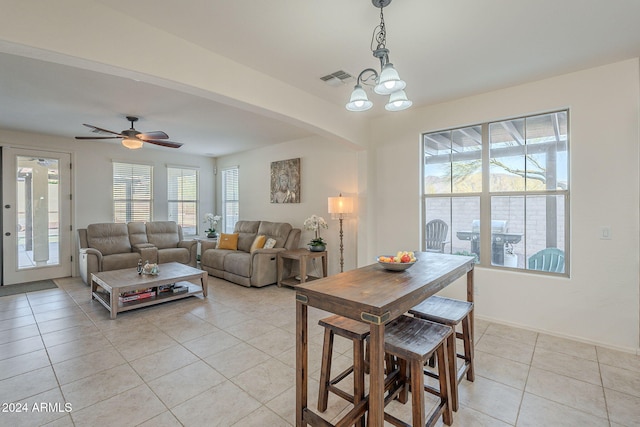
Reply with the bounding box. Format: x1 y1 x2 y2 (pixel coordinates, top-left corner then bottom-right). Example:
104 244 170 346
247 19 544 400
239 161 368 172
203 213 222 238
304 214 328 252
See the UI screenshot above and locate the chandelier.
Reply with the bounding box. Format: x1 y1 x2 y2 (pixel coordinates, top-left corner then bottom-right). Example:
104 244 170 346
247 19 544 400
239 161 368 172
346 0 412 112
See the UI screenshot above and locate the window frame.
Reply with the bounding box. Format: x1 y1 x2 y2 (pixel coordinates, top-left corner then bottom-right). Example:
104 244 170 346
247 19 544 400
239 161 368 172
421 110 570 276
112 161 153 223
221 166 239 234
167 165 199 237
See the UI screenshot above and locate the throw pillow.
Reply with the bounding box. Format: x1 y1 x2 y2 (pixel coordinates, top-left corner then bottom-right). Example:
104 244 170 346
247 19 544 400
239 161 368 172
263 237 277 249
217 233 239 250
250 235 266 253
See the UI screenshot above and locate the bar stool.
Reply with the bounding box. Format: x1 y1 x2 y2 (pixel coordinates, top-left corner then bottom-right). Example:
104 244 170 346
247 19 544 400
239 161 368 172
317 315 370 426
409 295 474 411
382 315 454 427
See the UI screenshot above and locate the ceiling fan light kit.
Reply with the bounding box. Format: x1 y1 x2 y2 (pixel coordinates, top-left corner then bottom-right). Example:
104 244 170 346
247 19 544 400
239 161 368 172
75 115 183 149
345 0 411 112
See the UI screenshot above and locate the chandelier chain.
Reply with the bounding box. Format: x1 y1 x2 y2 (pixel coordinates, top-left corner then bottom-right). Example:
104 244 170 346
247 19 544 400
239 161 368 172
371 6 387 52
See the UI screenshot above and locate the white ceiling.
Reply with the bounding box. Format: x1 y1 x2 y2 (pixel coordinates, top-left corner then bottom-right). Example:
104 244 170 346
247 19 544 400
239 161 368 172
1 0 639 156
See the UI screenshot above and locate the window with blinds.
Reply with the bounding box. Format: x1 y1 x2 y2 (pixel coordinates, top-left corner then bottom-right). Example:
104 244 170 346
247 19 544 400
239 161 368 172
113 162 153 223
168 166 198 236
222 167 239 233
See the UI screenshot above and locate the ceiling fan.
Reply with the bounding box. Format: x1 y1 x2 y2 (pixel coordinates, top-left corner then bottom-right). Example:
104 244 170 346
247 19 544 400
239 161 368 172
75 116 183 149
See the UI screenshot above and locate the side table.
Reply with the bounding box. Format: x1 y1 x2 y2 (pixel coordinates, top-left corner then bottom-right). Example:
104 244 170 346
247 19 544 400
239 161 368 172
277 248 328 287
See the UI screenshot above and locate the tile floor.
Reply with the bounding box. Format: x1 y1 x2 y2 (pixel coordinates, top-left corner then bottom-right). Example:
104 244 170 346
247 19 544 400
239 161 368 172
0 276 638 426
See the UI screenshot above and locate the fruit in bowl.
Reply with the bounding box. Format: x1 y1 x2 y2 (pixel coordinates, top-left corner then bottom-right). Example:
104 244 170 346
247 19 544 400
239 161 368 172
377 251 417 271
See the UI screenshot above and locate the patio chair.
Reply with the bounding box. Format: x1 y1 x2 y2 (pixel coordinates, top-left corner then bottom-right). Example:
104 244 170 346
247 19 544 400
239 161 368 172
528 248 565 273
425 219 449 253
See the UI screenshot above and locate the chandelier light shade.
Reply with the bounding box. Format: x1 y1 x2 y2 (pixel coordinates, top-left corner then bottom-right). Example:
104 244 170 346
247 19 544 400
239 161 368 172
345 0 411 112
121 138 143 149
345 84 373 112
385 89 412 111
374 63 406 95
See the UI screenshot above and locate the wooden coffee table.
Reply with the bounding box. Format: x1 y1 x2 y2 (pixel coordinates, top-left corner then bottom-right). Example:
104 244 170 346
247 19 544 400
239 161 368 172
91 262 207 319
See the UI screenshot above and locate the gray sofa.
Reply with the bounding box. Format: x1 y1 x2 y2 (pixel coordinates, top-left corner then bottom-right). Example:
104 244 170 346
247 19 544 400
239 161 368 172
77 221 197 284
200 220 301 287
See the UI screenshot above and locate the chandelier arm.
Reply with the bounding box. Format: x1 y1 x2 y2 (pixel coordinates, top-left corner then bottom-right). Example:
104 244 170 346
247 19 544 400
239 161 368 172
356 68 379 86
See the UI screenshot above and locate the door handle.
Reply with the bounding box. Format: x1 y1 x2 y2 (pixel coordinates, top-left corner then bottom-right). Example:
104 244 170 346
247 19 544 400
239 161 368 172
5 232 10 236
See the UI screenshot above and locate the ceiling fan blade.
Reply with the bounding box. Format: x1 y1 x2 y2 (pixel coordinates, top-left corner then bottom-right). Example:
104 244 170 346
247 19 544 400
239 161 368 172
144 139 183 148
137 131 169 140
75 136 121 140
82 123 122 136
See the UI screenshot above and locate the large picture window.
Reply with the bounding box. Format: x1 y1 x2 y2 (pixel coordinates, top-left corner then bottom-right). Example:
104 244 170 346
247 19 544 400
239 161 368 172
423 110 569 275
168 166 198 236
113 162 153 223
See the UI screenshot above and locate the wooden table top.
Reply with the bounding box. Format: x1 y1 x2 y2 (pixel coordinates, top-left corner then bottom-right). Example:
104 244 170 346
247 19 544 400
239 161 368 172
92 262 205 290
296 252 474 324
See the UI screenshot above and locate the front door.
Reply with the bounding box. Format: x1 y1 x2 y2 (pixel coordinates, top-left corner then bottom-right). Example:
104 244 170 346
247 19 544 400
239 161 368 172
2 147 72 285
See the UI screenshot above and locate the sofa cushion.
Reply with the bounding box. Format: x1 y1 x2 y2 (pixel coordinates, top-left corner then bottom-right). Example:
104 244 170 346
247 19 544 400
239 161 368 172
201 248 230 270
157 248 191 264
234 221 261 252
145 221 180 249
102 252 142 271
127 222 148 246
87 223 132 256
257 221 293 249
218 233 239 250
224 251 253 277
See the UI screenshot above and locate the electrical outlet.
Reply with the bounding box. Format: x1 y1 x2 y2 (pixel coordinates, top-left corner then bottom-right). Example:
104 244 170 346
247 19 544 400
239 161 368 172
600 226 612 240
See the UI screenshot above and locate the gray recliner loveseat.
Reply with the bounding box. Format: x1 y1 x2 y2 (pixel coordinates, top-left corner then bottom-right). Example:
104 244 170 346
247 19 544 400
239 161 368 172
77 221 197 284
200 220 301 287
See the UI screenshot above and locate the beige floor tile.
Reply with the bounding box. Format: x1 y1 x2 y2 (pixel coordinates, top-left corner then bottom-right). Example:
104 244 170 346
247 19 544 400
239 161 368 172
0 335 44 360
0 323 40 345
36 312 94 335
147 360 226 408
0 365 58 402
232 358 295 403
41 413 74 426
171 380 262 427
444 405 512 426
155 312 217 343
484 322 538 346
600 364 640 397
46 334 113 364
129 344 199 382
232 405 292 426
40 324 102 347
476 332 535 364
246 327 296 357
457 376 523 424
0 348 50 380
136 411 183 427
52 347 126 385
0 305 33 320
110 328 177 361
532 347 601 385
474 350 530 389
604 388 640 427
30 298 79 314
182 328 242 358
224 318 277 340
60 363 144 410
204 342 272 378
597 346 640 373
0 314 36 332
517 392 609 427
525 366 607 418
536 333 598 361
0 387 69 427
70 384 167 427
33 305 86 324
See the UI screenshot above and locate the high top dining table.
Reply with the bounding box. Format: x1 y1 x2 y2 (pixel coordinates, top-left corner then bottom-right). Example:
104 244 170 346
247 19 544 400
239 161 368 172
295 252 475 427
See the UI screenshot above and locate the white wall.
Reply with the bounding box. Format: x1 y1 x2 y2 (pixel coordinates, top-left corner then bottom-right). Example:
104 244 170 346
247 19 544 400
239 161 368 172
216 135 361 276
0 129 216 274
368 59 640 352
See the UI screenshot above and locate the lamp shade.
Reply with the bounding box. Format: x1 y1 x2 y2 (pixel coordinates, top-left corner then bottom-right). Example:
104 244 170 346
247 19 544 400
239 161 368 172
345 85 373 111
121 138 143 149
374 63 406 95
385 89 412 111
328 195 354 219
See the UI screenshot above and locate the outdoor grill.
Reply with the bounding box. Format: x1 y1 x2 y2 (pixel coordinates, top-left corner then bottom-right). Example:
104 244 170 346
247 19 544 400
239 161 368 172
457 220 522 265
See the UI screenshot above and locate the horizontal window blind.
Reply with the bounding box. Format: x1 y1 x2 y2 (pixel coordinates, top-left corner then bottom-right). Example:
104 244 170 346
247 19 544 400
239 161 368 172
222 167 239 233
168 167 198 235
113 162 152 223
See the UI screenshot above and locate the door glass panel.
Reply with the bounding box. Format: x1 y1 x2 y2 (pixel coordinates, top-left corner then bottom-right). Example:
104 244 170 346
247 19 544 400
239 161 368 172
16 156 60 269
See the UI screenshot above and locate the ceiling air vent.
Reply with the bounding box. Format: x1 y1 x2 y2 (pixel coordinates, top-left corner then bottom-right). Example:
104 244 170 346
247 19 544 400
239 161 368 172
320 70 354 87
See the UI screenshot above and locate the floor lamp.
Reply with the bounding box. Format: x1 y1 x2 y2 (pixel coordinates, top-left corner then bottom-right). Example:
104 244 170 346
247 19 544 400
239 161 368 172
328 194 354 273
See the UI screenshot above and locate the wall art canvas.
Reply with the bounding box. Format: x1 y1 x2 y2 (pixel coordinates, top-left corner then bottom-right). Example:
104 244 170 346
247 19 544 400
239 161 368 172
271 158 300 203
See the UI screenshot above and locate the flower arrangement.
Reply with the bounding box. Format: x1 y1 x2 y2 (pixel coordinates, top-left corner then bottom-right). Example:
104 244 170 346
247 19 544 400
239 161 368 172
303 214 328 247
203 213 222 234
